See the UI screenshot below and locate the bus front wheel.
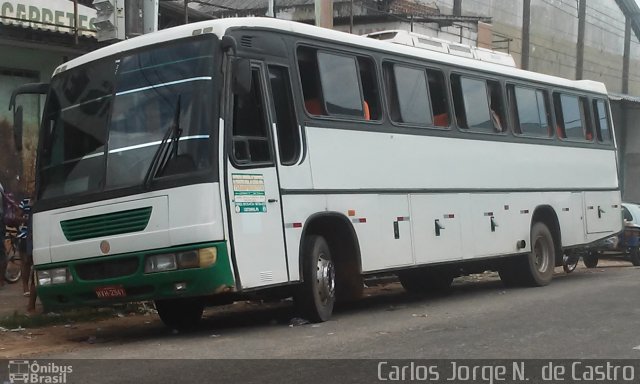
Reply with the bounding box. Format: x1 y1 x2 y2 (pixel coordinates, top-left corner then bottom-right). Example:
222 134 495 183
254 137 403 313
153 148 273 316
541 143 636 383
155 297 204 331
295 235 335 322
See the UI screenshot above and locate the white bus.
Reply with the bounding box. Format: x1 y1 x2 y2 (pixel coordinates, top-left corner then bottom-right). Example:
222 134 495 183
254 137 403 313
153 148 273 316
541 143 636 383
14 17 620 329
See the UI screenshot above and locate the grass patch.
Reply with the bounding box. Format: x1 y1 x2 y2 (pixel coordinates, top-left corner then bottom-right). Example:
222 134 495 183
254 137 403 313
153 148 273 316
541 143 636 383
0 303 151 329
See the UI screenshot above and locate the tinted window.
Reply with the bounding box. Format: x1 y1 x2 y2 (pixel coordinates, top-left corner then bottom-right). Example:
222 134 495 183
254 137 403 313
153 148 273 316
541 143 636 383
232 69 272 165
389 64 431 125
106 40 214 188
428 70 450 127
511 86 550 137
594 99 612 143
555 94 592 141
317 52 363 117
40 59 115 199
358 57 380 120
39 38 216 200
452 76 493 132
269 66 300 165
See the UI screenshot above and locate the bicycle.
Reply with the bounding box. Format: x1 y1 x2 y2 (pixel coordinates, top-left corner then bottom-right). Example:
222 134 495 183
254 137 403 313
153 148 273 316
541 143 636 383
3 198 31 284
4 224 26 283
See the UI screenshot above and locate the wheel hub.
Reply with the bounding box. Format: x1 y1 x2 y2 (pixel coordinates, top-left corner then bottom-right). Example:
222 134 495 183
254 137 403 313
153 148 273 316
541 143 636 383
316 255 335 305
533 235 550 272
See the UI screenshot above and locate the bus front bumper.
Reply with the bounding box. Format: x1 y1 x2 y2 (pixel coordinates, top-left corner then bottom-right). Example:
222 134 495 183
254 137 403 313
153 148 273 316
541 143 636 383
35 242 235 311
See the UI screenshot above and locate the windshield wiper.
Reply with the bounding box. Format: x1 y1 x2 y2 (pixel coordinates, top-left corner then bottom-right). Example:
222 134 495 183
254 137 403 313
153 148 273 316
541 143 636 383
143 96 182 190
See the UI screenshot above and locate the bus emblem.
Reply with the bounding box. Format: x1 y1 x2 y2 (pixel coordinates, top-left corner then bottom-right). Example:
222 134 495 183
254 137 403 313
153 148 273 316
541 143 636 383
100 240 111 254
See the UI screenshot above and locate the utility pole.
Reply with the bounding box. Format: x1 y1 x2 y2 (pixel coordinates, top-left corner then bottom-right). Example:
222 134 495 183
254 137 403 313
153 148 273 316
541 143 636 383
575 0 586 80
623 15 631 94
521 0 531 70
184 0 188 24
349 0 353 33
73 0 78 44
315 0 333 29
268 0 277 17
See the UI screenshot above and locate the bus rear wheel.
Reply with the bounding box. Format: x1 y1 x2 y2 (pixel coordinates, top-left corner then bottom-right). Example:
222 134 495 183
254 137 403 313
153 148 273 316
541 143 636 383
295 235 335 323
155 297 204 331
522 222 555 286
500 222 554 287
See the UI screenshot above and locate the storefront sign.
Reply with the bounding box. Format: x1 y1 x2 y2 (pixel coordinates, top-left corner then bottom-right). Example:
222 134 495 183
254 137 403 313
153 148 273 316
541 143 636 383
0 0 97 35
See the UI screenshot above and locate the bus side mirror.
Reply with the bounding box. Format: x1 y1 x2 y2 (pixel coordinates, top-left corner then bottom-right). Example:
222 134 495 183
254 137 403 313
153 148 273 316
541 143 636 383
8 82 49 152
232 58 251 96
13 106 23 151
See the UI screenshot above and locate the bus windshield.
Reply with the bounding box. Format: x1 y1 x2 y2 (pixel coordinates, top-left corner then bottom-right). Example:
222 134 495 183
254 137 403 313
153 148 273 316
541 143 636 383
38 37 217 200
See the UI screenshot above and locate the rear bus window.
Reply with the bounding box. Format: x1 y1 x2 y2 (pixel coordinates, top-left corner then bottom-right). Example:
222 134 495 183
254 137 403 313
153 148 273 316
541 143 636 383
554 93 593 141
593 99 612 143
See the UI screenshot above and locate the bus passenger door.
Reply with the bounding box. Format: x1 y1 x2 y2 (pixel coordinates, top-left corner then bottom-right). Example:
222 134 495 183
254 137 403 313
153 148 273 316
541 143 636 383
225 64 288 289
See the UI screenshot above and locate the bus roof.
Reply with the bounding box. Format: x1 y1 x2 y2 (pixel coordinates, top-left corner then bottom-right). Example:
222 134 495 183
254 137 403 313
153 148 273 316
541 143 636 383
54 17 608 95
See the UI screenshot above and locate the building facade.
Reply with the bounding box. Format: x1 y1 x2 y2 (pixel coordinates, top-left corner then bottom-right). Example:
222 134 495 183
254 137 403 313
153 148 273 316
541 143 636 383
0 0 100 196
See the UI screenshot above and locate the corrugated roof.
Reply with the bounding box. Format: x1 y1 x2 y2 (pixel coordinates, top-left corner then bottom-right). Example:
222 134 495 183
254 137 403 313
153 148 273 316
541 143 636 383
609 92 640 104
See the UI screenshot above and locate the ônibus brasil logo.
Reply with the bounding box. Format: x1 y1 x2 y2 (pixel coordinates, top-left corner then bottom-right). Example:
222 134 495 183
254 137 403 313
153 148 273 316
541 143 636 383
6 360 72 384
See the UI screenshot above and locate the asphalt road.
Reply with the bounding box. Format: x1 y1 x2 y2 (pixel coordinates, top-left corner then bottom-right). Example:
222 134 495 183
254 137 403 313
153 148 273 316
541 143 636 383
28 264 640 383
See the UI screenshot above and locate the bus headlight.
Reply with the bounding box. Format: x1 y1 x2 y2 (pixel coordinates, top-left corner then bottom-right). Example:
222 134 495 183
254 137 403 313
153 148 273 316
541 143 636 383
176 251 199 269
37 268 72 286
144 254 177 273
144 247 217 274
198 247 217 268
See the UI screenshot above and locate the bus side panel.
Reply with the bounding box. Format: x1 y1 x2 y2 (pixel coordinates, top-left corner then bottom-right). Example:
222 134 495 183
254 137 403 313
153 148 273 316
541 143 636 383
325 195 382 272
378 195 413 268
469 193 517 257
584 191 622 235
552 192 585 247
410 194 465 264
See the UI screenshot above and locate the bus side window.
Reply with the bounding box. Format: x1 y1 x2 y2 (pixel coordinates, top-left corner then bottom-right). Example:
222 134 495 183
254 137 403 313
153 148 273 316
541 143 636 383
593 99 613 143
426 69 450 127
384 62 432 126
554 93 590 141
553 93 566 138
509 84 551 137
298 46 326 116
268 65 301 165
357 57 380 120
316 51 364 119
451 75 495 133
487 80 506 133
582 97 594 141
232 69 272 165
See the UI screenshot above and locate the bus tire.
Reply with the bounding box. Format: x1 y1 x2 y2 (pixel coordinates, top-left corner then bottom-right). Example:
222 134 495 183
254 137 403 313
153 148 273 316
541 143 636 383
629 247 640 266
398 268 453 293
583 252 599 268
295 235 335 322
520 222 555 286
155 297 204 331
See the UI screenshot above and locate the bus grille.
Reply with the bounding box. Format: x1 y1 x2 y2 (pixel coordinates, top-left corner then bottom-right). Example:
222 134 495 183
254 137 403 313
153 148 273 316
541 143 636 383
60 207 153 241
75 257 139 280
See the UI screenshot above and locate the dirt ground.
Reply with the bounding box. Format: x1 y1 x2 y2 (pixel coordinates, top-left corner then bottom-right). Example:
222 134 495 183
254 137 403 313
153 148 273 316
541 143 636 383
0 258 632 358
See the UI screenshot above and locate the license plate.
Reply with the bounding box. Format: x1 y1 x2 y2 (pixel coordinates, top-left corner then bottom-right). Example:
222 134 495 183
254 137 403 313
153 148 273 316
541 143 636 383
95 285 127 299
